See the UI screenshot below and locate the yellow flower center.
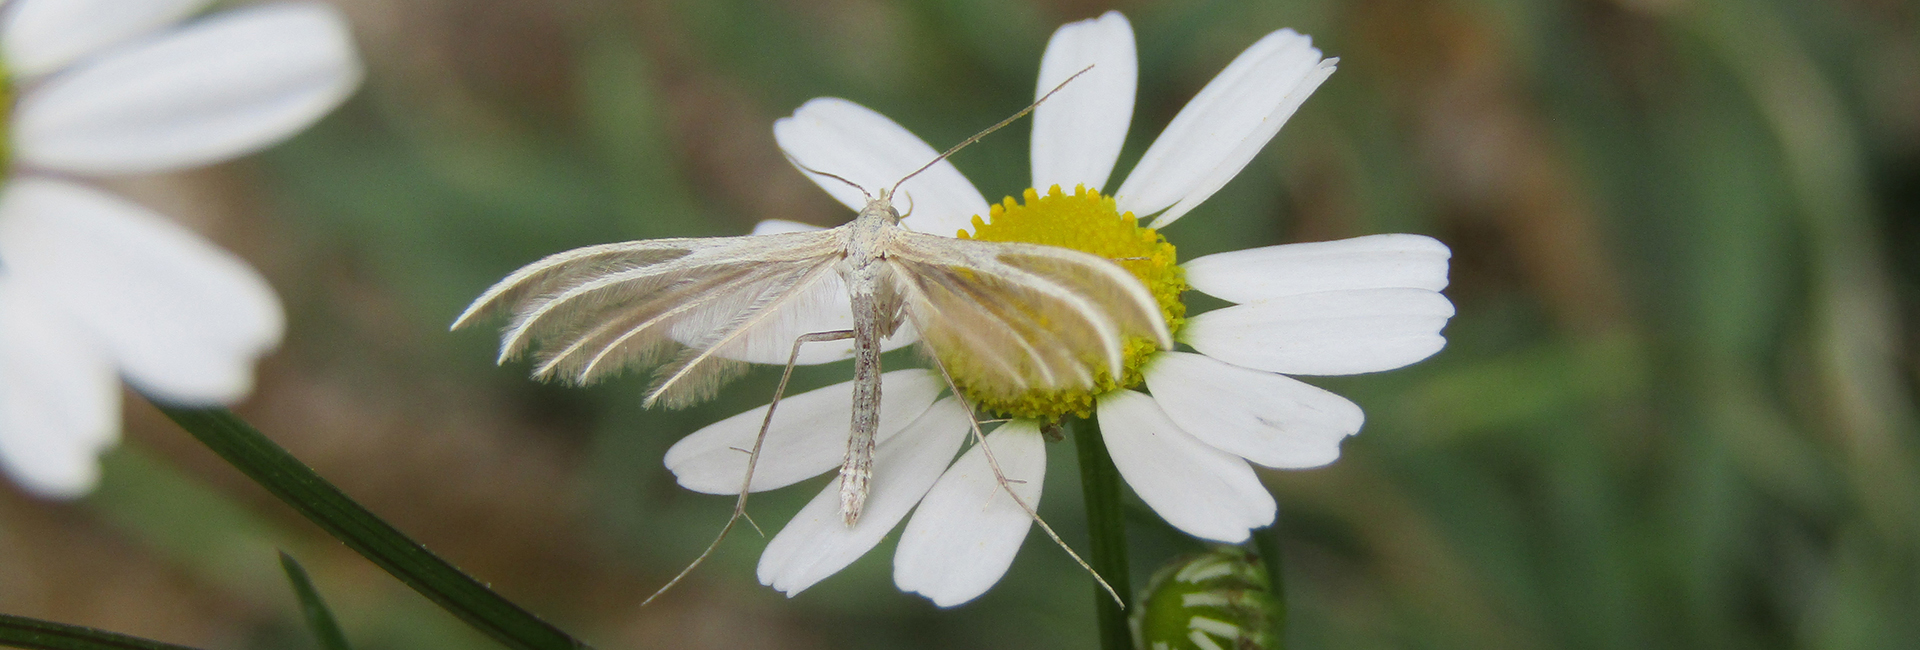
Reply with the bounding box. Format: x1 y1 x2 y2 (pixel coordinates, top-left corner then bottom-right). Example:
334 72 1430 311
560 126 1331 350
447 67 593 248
949 184 1187 420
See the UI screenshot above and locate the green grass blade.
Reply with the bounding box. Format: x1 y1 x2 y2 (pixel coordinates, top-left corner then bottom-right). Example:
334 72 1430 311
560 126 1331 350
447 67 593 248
0 613 203 650
279 552 354 650
155 406 589 650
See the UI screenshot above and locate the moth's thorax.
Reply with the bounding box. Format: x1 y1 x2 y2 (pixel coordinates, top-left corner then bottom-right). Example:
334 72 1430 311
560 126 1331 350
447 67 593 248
845 193 905 267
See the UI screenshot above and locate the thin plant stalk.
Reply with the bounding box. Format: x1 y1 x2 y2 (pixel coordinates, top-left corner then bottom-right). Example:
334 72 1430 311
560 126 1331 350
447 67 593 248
1073 415 1132 650
1252 525 1289 646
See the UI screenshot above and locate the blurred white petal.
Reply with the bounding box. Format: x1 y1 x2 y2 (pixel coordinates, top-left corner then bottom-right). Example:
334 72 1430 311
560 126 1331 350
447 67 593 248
894 420 1046 607
665 370 941 493
773 98 989 236
13 2 363 175
0 178 283 403
757 398 971 596
1097 390 1273 542
0 281 120 498
1185 234 1451 304
0 0 209 78
1182 288 1454 376
1144 352 1361 469
1030 11 1135 194
1115 29 1335 227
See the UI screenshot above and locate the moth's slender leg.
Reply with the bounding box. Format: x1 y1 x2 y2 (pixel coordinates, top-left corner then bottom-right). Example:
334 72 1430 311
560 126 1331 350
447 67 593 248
922 352 1125 608
641 329 855 607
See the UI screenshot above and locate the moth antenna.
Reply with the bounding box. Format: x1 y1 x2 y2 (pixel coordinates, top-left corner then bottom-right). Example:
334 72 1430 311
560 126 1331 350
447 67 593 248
890 64 1098 197
922 349 1126 608
782 151 873 202
900 192 916 220
641 328 857 607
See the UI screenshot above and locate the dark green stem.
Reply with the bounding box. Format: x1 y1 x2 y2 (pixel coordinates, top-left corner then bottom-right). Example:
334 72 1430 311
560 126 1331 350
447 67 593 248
0 613 201 650
1252 525 1289 646
1072 416 1132 650
156 406 589 650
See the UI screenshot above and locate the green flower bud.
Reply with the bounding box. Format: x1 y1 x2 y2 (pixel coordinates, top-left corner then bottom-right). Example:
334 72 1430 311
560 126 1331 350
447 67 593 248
1131 546 1283 650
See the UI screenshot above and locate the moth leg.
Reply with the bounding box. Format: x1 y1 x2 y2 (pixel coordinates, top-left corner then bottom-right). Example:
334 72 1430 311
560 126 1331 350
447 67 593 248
921 352 1125 608
641 329 856 607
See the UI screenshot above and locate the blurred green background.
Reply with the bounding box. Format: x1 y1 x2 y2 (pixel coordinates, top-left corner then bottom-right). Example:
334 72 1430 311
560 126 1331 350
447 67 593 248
4 0 1919 648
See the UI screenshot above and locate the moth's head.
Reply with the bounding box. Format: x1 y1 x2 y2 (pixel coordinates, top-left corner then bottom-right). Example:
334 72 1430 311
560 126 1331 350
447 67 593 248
864 187 903 223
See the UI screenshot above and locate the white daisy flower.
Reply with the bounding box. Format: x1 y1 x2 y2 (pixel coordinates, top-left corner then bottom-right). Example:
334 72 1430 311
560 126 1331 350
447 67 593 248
0 0 362 497
664 11 1453 606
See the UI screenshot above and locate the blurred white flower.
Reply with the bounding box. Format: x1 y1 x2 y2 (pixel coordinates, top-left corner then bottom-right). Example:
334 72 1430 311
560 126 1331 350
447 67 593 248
0 0 362 497
666 11 1453 606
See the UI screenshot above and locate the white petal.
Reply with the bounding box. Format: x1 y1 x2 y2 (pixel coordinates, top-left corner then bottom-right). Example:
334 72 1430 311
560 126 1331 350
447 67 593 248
0 282 121 499
665 270 918 366
757 397 971 597
894 420 1046 607
1096 390 1273 542
13 2 363 175
1144 352 1361 469
0 0 209 78
751 219 825 235
1030 11 1135 194
0 178 284 403
1181 288 1453 376
1184 234 1451 304
773 98 990 236
1115 29 1335 227
664 370 942 494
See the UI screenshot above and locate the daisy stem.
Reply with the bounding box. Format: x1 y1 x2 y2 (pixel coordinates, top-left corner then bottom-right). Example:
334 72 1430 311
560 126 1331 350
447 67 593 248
1252 525 1289 644
1071 415 1132 650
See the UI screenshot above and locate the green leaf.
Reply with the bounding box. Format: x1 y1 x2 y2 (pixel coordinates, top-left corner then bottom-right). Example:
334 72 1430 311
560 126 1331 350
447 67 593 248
156 406 590 650
279 552 353 650
0 613 203 650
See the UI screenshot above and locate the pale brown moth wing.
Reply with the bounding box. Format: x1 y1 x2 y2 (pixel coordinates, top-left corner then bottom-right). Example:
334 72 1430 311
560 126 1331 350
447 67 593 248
453 238 699 342
452 229 849 406
884 231 1171 405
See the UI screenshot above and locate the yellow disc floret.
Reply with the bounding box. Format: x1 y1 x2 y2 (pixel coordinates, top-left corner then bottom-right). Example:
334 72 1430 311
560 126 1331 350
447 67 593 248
950 184 1186 420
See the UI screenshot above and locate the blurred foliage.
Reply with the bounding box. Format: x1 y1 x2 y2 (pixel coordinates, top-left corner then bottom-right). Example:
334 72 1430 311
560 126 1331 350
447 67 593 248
5 0 1920 648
